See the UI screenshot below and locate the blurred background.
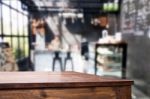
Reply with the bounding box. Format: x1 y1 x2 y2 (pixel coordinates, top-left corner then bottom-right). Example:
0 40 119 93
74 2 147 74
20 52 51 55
0 0 150 98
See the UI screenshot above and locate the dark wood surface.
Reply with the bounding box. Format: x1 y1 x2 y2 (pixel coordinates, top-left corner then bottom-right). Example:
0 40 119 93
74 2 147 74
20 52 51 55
0 87 131 99
0 72 133 99
0 72 133 89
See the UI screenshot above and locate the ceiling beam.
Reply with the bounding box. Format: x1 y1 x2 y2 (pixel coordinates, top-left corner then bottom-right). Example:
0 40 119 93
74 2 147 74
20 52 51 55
30 2 103 9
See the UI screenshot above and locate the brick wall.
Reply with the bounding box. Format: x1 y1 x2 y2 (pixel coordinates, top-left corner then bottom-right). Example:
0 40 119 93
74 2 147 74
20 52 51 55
121 0 150 96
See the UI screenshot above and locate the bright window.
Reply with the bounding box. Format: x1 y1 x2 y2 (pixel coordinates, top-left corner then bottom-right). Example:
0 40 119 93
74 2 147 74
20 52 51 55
0 0 29 60
2 5 11 35
11 10 18 35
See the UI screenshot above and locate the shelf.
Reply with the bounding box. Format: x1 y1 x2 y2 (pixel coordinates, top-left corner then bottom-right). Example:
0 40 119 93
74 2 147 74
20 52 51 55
96 61 121 69
95 42 127 78
97 53 122 58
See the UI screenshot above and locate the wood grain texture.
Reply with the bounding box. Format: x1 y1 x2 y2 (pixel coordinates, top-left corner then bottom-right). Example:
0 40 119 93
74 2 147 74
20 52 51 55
0 72 133 99
115 86 132 99
0 72 133 89
0 87 131 99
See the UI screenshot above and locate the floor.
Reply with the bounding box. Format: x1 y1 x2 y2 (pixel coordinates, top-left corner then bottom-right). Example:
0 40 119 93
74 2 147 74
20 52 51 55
33 50 150 99
34 51 121 76
132 86 150 99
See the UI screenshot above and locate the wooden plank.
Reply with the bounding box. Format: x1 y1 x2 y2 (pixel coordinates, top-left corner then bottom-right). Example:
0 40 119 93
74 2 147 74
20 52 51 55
0 87 119 99
0 72 132 99
114 86 132 99
0 72 133 89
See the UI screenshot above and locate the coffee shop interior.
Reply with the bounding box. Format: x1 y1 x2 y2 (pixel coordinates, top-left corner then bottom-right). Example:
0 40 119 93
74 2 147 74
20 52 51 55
0 0 150 98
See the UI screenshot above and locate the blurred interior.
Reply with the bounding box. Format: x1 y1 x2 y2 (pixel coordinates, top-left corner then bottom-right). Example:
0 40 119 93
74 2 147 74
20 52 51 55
0 0 150 98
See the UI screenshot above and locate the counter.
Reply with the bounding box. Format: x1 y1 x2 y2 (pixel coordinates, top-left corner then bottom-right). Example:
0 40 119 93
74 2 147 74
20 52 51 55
0 72 133 99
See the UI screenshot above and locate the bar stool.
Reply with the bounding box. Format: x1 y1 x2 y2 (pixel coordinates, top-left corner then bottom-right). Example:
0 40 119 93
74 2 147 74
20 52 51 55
52 51 63 71
64 51 74 71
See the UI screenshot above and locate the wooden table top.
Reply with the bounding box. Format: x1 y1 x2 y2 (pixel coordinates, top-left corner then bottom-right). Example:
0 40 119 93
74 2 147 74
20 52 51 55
0 72 133 89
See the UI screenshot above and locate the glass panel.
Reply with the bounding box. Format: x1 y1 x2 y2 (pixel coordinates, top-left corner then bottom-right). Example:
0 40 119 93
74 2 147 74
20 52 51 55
19 37 25 57
21 3 28 15
12 37 19 59
25 38 29 57
2 5 11 35
10 0 18 9
11 10 18 35
2 0 10 5
0 20 1 35
96 46 123 78
24 10 28 15
17 0 23 12
24 16 28 36
3 37 12 47
18 13 23 36
0 3 1 35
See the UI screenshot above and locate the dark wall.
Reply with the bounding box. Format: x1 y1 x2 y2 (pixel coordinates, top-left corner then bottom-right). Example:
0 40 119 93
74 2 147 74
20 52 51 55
121 0 150 96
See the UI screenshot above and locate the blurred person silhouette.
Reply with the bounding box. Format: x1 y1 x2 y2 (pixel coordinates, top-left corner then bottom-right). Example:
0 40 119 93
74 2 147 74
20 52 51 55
81 38 89 61
48 35 60 51
33 19 46 50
